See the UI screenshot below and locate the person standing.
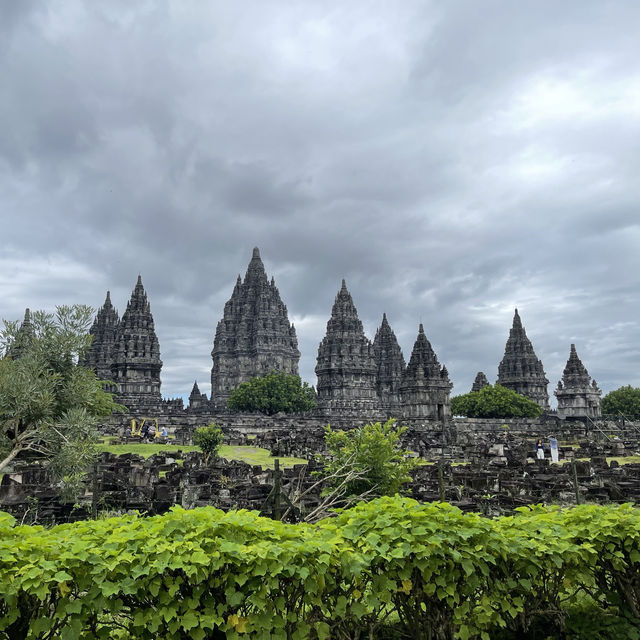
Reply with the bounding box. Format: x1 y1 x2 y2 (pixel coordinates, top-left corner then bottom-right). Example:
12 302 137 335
548 435 559 464
535 439 545 460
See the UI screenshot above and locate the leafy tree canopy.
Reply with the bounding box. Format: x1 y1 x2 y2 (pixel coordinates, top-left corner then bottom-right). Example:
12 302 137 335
451 384 543 418
227 371 316 415
601 386 640 419
321 418 417 500
193 423 223 465
0 306 122 478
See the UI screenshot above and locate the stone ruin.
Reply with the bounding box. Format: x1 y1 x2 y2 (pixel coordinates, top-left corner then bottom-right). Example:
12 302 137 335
3 417 640 525
72 248 606 426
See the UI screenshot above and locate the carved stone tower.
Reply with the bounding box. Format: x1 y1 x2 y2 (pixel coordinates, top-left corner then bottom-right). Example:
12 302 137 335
210 248 300 409
8 308 36 359
372 313 406 413
81 291 119 382
400 324 452 420
555 344 601 418
111 276 163 411
471 371 489 393
188 381 209 411
315 280 380 414
497 309 549 409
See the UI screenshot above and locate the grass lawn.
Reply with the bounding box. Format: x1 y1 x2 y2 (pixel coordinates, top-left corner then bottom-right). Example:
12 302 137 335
97 442 307 469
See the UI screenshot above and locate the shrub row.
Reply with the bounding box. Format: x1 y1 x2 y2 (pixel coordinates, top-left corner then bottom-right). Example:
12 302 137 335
0 498 639 639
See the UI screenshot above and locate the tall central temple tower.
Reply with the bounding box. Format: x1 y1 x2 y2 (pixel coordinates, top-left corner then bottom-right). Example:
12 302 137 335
210 248 300 409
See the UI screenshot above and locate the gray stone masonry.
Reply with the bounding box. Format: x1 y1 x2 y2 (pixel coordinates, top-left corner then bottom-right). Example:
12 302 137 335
372 313 406 413
315 280 381 415
471 371 489 392
400 324 453 420
555 344 602 418
81 291 119 386
8 308 35 359
210 248 300 409
111 276 163 412
497 309 549 409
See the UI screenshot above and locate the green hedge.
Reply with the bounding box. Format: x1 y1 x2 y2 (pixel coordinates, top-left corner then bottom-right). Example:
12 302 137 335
0 498 639 639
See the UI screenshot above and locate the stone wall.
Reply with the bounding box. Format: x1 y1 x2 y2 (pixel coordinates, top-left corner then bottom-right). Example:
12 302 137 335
2 425 639 525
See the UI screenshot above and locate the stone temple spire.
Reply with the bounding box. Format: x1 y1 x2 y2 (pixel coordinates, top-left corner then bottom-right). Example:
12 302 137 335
81 291 119 382
188 380 209 411
210 248 300 409
8 308 36 359
112 276 162 412
497 309 549 409
315 280 380 414
372 313 406 413
400 324 452 420
471 371 489 393
555 344 601 418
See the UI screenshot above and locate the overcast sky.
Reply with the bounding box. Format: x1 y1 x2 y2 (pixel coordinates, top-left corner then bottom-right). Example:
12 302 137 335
1 1 639 406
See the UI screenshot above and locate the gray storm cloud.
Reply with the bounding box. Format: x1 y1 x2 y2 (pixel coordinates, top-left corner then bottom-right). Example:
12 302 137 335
1 1 638 403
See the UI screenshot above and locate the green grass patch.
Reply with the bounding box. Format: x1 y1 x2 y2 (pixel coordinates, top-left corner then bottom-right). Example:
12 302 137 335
96 442 307 469
219 445 307 469
607 455 640 465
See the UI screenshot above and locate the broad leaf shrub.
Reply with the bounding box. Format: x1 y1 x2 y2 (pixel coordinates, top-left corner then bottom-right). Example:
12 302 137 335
1 500 640 639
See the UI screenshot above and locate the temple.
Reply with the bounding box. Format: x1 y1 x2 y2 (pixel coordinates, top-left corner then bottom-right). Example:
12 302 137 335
8 308 35 359
210 248 300 409
497 309 549 409
471 371 489 392
372 313 406 413
75 250 612 424
400 324 453 419
554 344 601 418
111 276 163 412
315 280 380 415
81 291 119 385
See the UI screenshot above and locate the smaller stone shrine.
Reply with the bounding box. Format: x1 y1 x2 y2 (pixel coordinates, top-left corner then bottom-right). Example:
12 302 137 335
8 308 35 359
555 344 601 418
399 324 453 420
471 371 489 392
81 291 119 386
372 313 406 413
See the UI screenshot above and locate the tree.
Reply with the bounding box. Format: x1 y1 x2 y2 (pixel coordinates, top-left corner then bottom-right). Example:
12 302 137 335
601 386 640 419
286 419 418 522
227 371 316 415
0 306 122 479
451 384 543 418
192 423 224 465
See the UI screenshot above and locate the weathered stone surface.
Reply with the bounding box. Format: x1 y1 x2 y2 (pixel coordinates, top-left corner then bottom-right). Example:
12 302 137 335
8 308 35 359
81 291 119 384
315 280 381 414
400 324 453 420
372 313 406 413
188 381 209 411
471 371 489 392
210 248 300 409
497 309 549 409
555 344 601 418
111 276 163 412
